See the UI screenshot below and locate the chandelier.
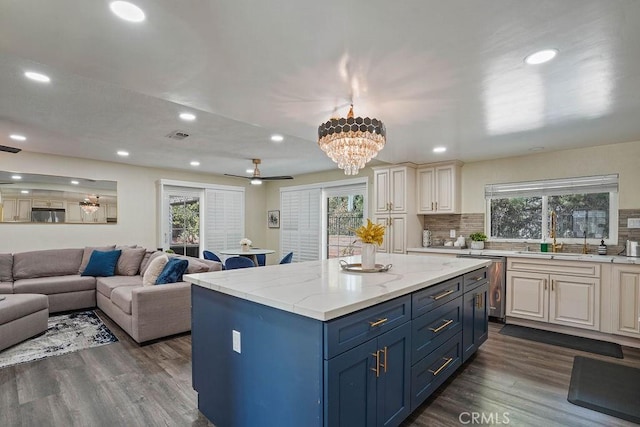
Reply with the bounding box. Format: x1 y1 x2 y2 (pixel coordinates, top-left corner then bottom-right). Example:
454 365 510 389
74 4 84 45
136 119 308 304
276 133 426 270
80 196 100 215
317 105 386 175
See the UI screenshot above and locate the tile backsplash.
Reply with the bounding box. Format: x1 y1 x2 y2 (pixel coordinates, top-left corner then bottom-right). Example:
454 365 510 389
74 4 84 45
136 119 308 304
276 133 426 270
422 209 640 255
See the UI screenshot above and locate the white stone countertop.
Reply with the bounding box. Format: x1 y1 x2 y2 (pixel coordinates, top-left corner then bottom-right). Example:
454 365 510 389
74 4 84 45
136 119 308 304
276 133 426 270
406 247 640 264
185 253 491 321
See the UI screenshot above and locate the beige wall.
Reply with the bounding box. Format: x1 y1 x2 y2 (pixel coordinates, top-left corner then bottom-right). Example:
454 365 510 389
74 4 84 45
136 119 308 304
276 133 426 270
0 152 264 253
461 140 640 213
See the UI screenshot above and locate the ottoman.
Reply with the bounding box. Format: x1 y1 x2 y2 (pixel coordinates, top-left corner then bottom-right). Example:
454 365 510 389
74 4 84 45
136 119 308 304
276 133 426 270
0 294 49 352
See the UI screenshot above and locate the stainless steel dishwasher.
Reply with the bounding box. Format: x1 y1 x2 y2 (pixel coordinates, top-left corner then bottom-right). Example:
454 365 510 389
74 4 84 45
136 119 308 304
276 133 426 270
456 254 506 321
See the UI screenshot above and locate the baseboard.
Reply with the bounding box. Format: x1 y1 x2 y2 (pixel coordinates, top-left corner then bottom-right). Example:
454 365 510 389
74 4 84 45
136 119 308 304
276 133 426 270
505 317 640 349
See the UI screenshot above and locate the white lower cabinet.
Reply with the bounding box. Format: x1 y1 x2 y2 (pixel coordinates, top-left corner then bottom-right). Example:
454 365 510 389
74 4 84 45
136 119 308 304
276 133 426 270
506 259 600 331
375 215 407 254
611 264 640 339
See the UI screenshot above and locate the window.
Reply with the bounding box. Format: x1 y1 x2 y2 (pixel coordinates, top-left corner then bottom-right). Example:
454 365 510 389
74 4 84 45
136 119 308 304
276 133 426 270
324 184 367 259
485 174 618 244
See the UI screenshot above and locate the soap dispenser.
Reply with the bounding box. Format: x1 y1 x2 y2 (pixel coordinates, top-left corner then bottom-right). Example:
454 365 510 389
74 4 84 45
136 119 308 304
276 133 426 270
598 240 607 255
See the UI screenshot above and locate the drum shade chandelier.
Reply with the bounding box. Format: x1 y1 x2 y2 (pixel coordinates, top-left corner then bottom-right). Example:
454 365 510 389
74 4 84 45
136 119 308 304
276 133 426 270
317 105 386 175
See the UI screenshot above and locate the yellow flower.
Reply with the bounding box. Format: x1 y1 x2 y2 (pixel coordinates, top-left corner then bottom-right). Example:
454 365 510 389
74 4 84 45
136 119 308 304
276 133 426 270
354 219 385 246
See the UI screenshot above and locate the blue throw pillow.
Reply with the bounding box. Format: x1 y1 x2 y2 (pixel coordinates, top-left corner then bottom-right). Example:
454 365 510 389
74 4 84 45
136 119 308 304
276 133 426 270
81 249 122 277
155 258 189 285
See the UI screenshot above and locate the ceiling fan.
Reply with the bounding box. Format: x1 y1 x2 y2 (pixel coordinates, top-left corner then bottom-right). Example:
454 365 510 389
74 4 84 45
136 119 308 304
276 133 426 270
225 159 294 185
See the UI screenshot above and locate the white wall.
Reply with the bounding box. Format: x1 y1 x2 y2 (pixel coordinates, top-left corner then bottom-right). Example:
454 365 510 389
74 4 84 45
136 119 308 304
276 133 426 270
461 140 640 213
0 152 265 253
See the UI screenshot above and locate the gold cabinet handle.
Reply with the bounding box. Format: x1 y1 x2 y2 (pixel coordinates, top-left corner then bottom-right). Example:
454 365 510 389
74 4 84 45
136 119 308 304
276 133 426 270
431 289 454 300
428 357 453 376
475 294 480 308
435 201 438 210
551 279 555 291
544 279 547 290
431 202 434 210
470 276 484 282
380 346 388 373
429 319 453 333
369 318 388 328
371 350 380 377
389 202 393 211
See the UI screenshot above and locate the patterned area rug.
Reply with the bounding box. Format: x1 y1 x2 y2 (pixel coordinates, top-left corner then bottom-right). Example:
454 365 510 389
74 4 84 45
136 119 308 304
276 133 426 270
0 310 118 369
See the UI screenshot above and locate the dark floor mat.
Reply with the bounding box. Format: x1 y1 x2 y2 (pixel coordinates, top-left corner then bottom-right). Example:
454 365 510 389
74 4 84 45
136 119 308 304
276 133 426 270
568 356 640 424
499 324 623 358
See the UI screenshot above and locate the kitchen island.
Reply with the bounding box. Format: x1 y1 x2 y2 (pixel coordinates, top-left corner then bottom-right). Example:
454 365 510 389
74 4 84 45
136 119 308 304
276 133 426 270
185 253 491 427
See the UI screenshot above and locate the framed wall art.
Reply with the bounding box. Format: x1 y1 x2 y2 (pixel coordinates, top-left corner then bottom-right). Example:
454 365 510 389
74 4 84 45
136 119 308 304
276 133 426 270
268 210 280 228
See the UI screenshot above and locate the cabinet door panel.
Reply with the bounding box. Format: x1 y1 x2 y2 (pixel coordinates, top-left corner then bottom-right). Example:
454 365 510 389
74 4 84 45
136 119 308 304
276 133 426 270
389 216 406 254
462 283 489 363
377 322 411 427
434 166 453 213
326 340 378 427
2 199 17 221
375 216 390 253
375 170 390 213
412 297 462 363
416 168 434 213
506 271 548 322
549 275 600 330
612 266 640 337
17 199 32 221
390 167 406 213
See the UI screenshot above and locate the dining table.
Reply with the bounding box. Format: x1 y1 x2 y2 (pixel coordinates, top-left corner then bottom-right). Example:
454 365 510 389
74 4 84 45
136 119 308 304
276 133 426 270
219 248 275 266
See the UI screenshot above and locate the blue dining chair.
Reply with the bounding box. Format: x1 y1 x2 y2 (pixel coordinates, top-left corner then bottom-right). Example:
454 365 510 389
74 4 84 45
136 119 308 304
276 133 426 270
279 252 293 264
203 250 222 263
225 256 256 270
255 253 266 267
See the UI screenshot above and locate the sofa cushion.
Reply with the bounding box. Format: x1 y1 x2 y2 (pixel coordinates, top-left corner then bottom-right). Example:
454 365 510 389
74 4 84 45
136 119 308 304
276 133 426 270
140 251 163 276
171 255 222 273
0 294 49 324
0 282 13 294
13 248 84 280
0 253 13 282
81 250 122 277
13 275 96 294
96 275 143 298
111 286 134 315
78 245 117 274
115 247 146 276
142 254 169 286
156 258 189 285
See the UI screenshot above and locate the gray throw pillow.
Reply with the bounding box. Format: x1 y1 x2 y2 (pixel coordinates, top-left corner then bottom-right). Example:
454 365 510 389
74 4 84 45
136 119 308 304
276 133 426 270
115 247 146 276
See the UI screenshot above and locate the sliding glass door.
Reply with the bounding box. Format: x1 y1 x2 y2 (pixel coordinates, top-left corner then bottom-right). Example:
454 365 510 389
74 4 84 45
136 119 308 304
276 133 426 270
324 184 367 259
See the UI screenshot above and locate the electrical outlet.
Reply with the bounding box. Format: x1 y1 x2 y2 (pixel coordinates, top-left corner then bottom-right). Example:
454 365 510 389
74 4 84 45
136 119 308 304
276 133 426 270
232 330 241 353
628 218 640 229
449 229 456 238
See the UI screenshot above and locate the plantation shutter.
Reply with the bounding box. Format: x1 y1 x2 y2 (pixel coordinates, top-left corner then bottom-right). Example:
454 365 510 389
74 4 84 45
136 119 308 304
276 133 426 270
280 187 321 262
204 188 244 253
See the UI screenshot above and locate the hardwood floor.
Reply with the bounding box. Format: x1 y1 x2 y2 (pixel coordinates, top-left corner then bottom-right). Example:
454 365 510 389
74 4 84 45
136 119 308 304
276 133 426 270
1 316 639 426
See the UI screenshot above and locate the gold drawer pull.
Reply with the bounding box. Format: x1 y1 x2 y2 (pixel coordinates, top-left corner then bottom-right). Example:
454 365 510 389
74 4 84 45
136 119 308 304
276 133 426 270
429 319 454 333
431 289 454 300
371 350 380 377
469 276 484 281
369 318 388 328
428 357 453 376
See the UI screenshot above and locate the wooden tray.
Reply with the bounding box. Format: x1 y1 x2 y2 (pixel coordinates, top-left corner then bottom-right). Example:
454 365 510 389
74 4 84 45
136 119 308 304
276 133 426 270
339 260 392 273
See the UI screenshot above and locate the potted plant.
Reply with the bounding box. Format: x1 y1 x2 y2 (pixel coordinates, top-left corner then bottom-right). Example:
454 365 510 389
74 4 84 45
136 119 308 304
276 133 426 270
469 232 487 250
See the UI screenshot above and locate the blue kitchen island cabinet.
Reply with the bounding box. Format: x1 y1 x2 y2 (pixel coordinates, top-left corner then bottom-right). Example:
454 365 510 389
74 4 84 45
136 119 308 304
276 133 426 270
461 269 490 363
187 254 491 427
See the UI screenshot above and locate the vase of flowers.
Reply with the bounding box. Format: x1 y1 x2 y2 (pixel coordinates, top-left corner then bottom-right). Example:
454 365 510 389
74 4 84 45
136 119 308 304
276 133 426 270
469 232 487 250
240 238 252 252
354 219 385 270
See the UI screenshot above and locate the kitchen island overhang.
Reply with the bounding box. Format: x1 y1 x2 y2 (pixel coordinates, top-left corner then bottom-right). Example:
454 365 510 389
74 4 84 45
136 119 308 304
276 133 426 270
186 253 491 427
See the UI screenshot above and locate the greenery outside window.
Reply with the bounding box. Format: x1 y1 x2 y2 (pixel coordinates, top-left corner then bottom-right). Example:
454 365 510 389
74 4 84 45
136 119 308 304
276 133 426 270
486 175 618 244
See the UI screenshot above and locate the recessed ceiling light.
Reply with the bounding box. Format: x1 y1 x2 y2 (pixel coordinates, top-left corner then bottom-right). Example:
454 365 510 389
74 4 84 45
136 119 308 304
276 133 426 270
271 134 284 142
180 112 196 121
109 1 145 22
190 161 200 166
117 150 129 157
433 146 447 153
71 180 80 185
524 49 558 65
10 134 26 141
11 175 22 180
24 71 50 83
21 190 29 194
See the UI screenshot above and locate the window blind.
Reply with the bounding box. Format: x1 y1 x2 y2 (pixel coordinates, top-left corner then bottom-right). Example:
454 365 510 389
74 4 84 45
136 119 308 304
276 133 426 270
485 174 618 199
204 188 244 252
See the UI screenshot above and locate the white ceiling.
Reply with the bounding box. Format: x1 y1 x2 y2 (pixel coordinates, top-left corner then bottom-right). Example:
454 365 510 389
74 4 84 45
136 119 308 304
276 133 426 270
1 0 640 179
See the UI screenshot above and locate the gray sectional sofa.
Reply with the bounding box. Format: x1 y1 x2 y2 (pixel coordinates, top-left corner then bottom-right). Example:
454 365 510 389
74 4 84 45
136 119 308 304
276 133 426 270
0 247 222 343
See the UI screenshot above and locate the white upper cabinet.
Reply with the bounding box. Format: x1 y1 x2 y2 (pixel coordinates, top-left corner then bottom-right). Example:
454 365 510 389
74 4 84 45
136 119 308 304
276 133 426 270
373 165 415 214
416 162 462 214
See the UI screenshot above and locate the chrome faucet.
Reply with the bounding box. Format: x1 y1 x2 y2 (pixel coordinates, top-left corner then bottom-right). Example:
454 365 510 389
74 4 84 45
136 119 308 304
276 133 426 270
550 211 563 253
